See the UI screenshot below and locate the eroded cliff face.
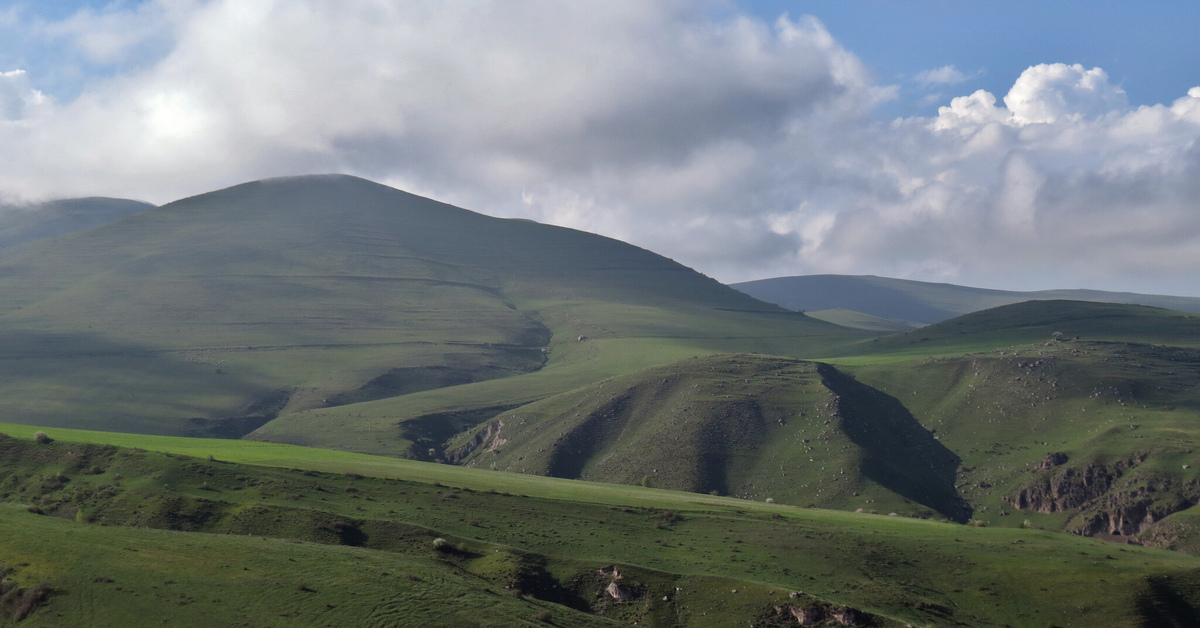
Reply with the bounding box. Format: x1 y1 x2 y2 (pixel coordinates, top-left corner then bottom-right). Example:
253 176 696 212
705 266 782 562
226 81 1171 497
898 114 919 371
1005 453 1200 538
1072 478 1200 537
1004 455 1144 514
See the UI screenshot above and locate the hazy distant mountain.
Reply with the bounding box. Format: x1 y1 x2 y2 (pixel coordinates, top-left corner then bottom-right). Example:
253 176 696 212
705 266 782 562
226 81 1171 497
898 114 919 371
0 197 155 249
733 274 1200 326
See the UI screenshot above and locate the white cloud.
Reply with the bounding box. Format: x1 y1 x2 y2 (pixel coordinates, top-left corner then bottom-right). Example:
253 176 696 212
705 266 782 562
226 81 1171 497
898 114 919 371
0 69 50 121
1003 63 1128 124
1 3 1200 295
915 65 978 85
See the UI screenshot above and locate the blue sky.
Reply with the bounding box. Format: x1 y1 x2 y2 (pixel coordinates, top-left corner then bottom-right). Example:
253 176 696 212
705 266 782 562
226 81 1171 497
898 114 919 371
738 1 1200 113
2 1 1199 295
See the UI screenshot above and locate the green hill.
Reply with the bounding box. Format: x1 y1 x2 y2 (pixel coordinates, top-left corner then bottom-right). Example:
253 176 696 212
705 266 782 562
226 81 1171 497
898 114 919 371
0 197 154 250
450 353 968 521
0 175 858 445
439 299 1200 552
734 274 1200 326
816 301 1200 552
3 428 1200 627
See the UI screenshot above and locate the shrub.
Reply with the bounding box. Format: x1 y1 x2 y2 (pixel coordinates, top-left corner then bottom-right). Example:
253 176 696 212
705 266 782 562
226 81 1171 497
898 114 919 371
431 537 451 552
32 431 52 445
535 610 553 622
967 519 988 527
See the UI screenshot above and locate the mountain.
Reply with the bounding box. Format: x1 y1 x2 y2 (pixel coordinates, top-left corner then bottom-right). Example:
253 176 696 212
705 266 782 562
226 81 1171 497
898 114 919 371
0 196 155 249
0 175 857 443
733 274 1200 327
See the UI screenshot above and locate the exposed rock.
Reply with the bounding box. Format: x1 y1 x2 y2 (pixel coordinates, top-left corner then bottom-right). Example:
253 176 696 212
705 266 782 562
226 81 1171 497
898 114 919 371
1071 478 1200 536
597 565 623 579
1035 451 1069 470
787 605 821 625
443 420 505 463
1004 455 1145 514
605 581 637 601
832 608 857 626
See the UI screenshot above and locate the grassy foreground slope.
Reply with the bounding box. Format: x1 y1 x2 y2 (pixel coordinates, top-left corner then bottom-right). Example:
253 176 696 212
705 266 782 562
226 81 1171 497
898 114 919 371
0 175 859 445
734 274 1200 326
3 429 1200 627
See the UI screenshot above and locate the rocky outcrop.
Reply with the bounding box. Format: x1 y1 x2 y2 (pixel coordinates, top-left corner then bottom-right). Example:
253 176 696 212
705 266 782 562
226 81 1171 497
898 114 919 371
1071 479 1200 537
605 581 638 601
765 602 871 627
787 605 821 625
1004 455 1145 514
1034 451 1068 470
831 608 858 626
444 420 505 464
1007 455 1200 538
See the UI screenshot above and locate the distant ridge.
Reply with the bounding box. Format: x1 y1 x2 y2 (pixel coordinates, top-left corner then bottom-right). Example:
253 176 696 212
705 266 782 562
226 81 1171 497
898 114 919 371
732 274 1200 326
0 197 155 249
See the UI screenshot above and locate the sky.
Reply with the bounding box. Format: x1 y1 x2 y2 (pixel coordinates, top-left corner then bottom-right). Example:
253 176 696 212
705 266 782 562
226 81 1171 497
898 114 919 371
2 1 1199 296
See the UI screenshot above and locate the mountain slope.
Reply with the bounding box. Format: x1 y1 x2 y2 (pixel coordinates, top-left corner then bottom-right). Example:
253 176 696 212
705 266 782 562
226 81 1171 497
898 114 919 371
734 274 1200 326
0 197 154 250
0 175 857 443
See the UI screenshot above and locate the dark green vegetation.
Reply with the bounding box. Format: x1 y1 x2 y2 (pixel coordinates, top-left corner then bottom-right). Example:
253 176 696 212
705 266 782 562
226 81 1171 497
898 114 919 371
6 176 1200 625
733 274 1200 328
4 431 1200 627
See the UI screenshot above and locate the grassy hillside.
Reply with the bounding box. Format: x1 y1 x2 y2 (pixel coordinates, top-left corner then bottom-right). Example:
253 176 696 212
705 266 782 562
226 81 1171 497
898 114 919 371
793 301 1200 554
804 308 915 332
3 429 1200 627
0 197 154 250
448 354 967 522
734 274 1200 326
0 175 860 445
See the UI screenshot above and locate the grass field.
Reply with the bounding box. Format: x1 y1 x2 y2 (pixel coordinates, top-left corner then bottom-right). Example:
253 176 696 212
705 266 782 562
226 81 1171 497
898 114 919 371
3 428 1200 626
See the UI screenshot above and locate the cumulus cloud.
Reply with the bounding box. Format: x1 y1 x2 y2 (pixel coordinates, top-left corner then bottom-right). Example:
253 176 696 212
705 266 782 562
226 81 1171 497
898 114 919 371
1 2 1199 295
1003 63 1128 124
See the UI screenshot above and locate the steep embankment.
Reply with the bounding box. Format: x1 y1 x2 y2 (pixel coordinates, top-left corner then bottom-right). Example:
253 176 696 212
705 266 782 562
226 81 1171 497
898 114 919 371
450 353 968 521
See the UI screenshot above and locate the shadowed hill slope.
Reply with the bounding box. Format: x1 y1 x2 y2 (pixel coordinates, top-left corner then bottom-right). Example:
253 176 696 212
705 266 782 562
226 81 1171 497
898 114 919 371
450 353 967 520
734 274 1200 326
826 300 1200 550
0 175 857 442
